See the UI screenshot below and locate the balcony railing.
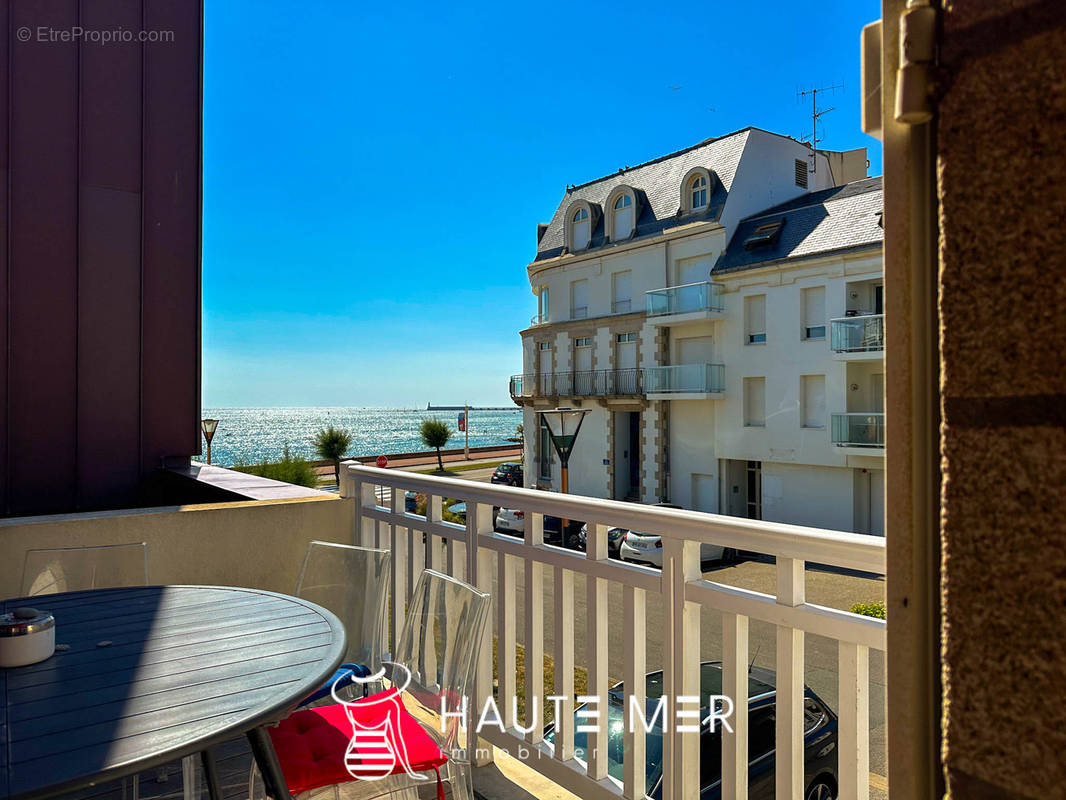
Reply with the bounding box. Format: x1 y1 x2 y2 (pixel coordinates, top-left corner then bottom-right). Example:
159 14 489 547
646 281 725 316
831 314 884 353
530 313 548 326
572 306 589 319
612 298 632 314
509 368 644 399
832 412 886 447
644 363 725 394
344 464 886 800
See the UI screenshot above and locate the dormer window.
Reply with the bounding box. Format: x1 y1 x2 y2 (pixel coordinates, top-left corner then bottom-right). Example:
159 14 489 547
613 193 634 239
572 207 590 250
679 167 714 213
604 186 637 242
690 174 708 209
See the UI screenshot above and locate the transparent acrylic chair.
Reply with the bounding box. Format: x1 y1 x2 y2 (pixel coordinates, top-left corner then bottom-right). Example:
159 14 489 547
250 569 491 800
20 541 149 596
294 541 392 704
19 542 152 799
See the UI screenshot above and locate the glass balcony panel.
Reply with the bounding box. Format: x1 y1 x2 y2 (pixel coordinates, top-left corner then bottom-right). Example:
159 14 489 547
645 282 725 316
830 314 884 352
644 364 724 393
831 412 885 447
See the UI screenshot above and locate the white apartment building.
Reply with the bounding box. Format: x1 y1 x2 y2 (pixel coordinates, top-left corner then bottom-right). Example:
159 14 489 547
511 127 885 535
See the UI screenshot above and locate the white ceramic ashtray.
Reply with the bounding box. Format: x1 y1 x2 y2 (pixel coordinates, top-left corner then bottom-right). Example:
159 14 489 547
0 607 56 667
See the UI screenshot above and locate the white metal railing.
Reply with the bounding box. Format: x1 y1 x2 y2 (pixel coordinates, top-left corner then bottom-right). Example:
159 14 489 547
342 464 885 800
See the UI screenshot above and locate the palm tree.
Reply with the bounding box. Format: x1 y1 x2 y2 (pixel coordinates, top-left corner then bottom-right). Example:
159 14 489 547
419 418 454 471
313 425 354 486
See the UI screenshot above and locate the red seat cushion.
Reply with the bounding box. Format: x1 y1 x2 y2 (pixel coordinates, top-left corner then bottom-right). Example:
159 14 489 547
268 688 448 795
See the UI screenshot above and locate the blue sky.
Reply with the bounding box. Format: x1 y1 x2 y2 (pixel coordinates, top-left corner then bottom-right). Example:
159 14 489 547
203 0 882 408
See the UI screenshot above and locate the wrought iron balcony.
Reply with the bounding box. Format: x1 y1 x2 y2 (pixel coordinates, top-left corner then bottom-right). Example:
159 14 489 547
509 368 644 399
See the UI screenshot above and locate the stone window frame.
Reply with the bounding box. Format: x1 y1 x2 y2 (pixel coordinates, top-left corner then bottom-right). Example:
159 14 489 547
604 184 639 243
679 167 716 214
563 199 600 253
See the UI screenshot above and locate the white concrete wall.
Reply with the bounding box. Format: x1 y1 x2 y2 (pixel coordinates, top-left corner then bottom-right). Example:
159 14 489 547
715 251 883 469
719 130 840 241
668 400 719 510
760 462 855 533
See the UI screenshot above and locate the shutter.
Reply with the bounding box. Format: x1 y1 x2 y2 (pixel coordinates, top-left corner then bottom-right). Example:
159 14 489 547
794 159 808 188
803 287 825 328
802 375 826 428
746 295 766 337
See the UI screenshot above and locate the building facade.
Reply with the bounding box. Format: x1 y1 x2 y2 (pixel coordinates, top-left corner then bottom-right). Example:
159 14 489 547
511 128 884 534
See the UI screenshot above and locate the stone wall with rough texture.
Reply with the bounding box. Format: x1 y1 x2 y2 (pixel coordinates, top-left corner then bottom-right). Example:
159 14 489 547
938 1 1066 797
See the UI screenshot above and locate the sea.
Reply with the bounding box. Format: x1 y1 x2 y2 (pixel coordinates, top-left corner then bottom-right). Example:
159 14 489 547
200 407 523 468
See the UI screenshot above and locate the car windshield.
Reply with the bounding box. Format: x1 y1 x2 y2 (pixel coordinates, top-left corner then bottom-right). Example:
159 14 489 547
546 664 775 790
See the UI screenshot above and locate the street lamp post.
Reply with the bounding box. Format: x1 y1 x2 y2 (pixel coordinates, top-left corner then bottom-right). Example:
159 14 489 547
539 408 589 529
201 418 219 465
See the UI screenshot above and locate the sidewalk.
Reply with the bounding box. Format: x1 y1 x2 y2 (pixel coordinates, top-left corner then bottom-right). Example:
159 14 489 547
313 445 522 483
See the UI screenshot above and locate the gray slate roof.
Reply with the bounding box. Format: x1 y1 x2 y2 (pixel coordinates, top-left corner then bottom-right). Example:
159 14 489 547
713 176 883 274
533 129 752 262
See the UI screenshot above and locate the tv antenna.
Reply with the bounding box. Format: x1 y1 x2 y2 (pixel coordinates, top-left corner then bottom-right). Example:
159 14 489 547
797 81 844 173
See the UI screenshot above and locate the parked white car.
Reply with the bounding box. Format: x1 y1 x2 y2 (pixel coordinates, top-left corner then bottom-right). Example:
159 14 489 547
618 503 731 567
495 507 525 535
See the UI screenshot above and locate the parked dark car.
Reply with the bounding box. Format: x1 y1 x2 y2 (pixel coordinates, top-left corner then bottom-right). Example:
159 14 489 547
544 661 838 800
543 515 584 550
490 462 523 486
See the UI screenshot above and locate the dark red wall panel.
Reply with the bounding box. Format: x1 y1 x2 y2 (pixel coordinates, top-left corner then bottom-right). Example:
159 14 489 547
76 0 144 508
0 3 10 515
1 0 202 516
140 0 202 474
8 0 80 515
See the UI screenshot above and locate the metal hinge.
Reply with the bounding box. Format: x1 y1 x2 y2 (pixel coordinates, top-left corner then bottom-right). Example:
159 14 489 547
895 2 938 125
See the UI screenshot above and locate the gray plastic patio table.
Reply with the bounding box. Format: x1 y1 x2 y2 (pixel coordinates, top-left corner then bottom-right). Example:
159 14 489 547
0 585 347 800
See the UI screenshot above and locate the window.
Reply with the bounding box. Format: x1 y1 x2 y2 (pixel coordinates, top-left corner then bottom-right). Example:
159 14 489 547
744 219 785 250
574 337 592 347
612 193 634 239
539 417 552 479
570 278 589 319
571 207 590 250
802 286 826 339
745 295 766 344
690 174 708 209
616 332 637 343
795 158 808 188
612 270 632 313
538 341 551 351
744 377 765 427
801 374 826 428
539 286 549 320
